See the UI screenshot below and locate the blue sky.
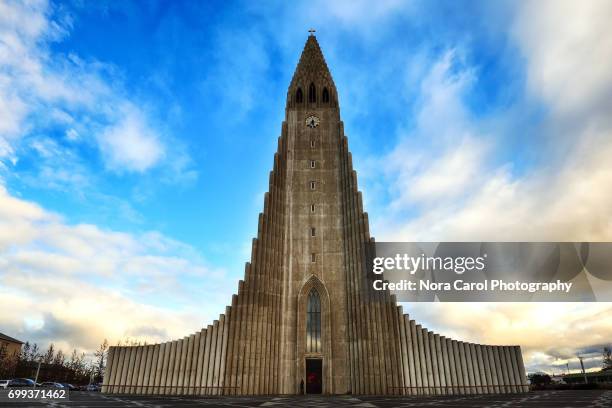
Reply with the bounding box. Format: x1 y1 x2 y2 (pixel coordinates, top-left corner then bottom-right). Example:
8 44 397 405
2 0 612 374
5 1 534 270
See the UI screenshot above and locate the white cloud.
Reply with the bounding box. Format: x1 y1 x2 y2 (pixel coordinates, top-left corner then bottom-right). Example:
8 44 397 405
366 1 612 373
0 0 187 177
0 185 233 354
97 104 165 172
513 0 612 118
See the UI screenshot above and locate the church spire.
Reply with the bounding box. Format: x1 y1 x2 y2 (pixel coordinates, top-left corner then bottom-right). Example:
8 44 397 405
287 33 337 109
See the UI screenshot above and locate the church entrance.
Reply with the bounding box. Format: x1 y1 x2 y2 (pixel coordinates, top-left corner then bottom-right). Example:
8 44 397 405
305 358 322 394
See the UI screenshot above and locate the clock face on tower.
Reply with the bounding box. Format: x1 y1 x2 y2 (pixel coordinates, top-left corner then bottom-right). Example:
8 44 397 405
305 115 320 128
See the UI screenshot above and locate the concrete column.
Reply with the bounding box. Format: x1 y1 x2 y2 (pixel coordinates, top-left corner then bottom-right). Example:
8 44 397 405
139 346 150 394
435 334 447 395
237 270 254 395
102 347 115 393
424 329 436 395
208 321 219 395
129 346 139 394
385 298 402 395
493 346 506 393
458 342 470 395
111 346 123 394
180 335 191 395
252 241 265 396
398 310 409 395
464 343 476 394
144 345 155 395
428 332 440 395
201 325 213 395
102 347 117 394
500 346 512 393
375 297 391 394
252 216 266 396
220 308 230 395
452 341 464 395
242 260 256 396
213 316 225 395
446 338 458 395
171 340 182 395
148 345 160 395
127 347 138 394
514 346 528 392
181 337 191 394
167 341 177 395
123 346 133 394
137 346 147 394
138 346 150 395
117 347 127 394
480 345 492 394
475 345 488 394
121 347 132 394
133 347 142 395
410 321 423 395
344 186 359 393
224 297 238 395
406 318 417 396
188 332 200 396
158 342 170 395
195 329 206 395
469 344 481 394
439 336 450 395
415 326 428 395
504 347 518 393
486 346 500 394
229 286 243 395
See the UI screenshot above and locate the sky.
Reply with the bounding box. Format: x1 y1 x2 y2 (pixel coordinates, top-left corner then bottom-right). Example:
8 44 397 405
1 0 612 375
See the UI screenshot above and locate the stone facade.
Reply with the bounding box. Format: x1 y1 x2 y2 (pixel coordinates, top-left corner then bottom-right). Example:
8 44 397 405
0 332 23 358
102 35 527 396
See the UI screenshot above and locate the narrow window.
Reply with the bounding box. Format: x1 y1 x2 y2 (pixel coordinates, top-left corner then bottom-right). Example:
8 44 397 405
308 82 316 103
322 87 330 103
310 181 316 190
310 160 316 168
311 253 316 263
311 204 315 213
295 87 303 104
311 227 316 237
310 139 315 148
306 288 321 352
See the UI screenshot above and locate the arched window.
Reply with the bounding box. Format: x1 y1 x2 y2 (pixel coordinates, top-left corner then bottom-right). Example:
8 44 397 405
308 83 316 103
295 87 303 104
322 87 330 103
306 288 321 352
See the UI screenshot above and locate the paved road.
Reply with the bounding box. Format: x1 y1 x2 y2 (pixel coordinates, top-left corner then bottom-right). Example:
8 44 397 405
3 390 611 407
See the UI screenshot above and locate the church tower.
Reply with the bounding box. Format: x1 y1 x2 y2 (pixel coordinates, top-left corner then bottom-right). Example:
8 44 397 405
102 34 528 396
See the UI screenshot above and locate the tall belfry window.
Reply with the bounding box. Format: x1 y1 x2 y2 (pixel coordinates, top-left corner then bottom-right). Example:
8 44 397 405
322 87 330 103
296 87 303 104
306 289 321 352
308 83 316 103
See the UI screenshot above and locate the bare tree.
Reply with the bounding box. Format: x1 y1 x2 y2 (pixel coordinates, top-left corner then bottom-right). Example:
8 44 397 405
30 343 40 361
52 349 65 367
94 339 109 382
42 343 55 365
604 347 612 371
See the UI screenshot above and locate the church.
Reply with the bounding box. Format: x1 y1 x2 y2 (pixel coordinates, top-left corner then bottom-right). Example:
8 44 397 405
102 34 527 396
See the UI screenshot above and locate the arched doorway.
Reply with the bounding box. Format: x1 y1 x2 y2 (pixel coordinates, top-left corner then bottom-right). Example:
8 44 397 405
306 289 322 394
297 276 331 394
